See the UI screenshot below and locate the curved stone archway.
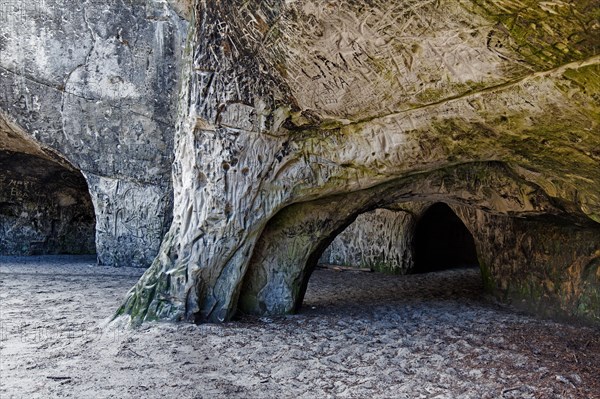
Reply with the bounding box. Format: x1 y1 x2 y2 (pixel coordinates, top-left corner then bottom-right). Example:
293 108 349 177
0 118 96 256
412 203 479 273
115 0 600 326
0 151 96 256
236 161 596 319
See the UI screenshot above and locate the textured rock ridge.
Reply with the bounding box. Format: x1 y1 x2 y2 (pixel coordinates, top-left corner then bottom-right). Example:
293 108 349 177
114 0 600 325
1 0 598 324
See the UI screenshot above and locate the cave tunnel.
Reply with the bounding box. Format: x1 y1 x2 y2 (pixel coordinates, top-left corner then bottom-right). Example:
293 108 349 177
0 150 96 256
412 203 479 273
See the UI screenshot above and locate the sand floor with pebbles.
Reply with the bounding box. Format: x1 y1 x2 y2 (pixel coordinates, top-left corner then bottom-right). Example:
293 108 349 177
1 255 599 399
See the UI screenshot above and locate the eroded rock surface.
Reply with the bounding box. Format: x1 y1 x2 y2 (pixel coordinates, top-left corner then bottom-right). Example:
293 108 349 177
115 0 600 325
0 0 189 266
320 208 416 274
0 0 598 324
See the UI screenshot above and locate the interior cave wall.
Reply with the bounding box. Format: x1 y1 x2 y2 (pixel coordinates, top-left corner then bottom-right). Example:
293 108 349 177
454 207 600 325
0 151 96 255
319 208 416 274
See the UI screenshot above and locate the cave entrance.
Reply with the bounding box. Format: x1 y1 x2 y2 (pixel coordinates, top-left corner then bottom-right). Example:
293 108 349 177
297 203 482 316
412 203 478 273
239 196 486 318
0 150 96 256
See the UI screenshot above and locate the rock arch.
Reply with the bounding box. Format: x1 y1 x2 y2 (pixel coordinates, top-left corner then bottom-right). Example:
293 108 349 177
113 0 600 326
236 162 590 318
0 117 96 255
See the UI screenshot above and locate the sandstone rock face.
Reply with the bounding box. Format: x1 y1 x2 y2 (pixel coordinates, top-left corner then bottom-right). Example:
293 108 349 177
0 0 189 266
319 208 417 274
116 0 599 326
454 206 600 324
1 0 598 325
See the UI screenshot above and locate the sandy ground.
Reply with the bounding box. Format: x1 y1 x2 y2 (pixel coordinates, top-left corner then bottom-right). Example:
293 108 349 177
0 256 598 399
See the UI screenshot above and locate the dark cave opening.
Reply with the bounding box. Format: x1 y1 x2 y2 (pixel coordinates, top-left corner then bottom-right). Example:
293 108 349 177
412 203 479 273
0 150 96 256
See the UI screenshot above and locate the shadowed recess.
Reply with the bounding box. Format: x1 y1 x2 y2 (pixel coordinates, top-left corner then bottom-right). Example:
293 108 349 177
412 203 479 273
0 150 96 255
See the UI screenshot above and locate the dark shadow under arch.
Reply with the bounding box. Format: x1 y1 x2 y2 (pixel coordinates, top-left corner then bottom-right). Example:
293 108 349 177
237 163 537 319
0 150 96 255
412 203 478 273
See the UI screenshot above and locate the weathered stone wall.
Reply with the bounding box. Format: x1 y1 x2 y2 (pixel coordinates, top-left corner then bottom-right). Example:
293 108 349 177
454 207 600 325
237 162 579 316
85 174 173 267
0 0 189 266
1 0 598 325
319 208 416 274
0 150 95 255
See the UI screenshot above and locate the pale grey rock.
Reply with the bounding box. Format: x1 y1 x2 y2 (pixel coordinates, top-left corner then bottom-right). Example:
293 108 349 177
0 0 598 325
319 209 416 274
0 0 189 266
85 173 172 267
